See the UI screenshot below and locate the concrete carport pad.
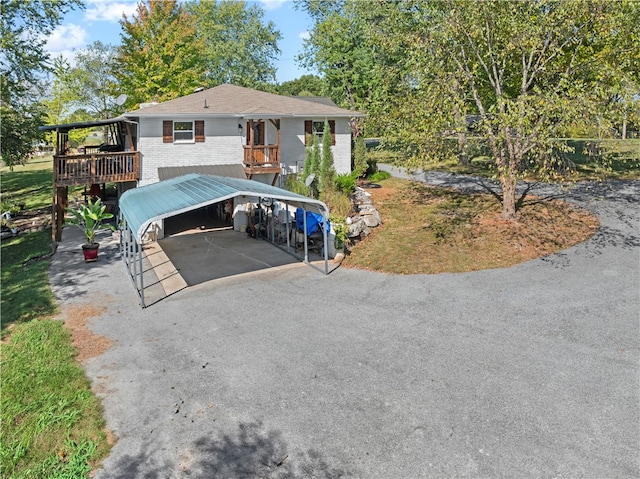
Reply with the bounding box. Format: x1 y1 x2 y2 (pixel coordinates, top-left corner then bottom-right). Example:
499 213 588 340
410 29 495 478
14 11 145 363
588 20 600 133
158 229 301 285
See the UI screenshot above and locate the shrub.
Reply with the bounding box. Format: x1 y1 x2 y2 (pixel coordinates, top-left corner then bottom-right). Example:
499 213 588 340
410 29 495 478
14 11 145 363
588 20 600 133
284 175 309 196
368 170 391 182
334 173 356 194
320 119 336 190
320 188 353 219
353 135 367 178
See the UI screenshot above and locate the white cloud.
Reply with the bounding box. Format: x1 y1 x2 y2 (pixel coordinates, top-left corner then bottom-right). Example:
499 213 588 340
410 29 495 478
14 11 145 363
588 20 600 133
258 0 289 10
299 30 310 40
85 0 138 22
45 24 88 53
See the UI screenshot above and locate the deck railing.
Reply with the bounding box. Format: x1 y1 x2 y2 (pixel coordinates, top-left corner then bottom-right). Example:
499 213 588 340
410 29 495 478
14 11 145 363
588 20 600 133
243 145 280 168
54 151 141 186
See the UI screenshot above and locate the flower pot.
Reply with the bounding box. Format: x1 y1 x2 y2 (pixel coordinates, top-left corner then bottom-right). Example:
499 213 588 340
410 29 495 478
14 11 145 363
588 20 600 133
82 243 100 262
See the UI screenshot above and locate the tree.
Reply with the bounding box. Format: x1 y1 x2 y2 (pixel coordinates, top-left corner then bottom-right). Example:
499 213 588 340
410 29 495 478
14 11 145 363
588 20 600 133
41 55 79 145
297 0 419 141
0 0 83 103
300 0 638 219
277 75 328 97
42 56 77 125
408 0 639 219
115 0 206 108
186 0 281 89
67 41 121 119
352 134 366 178
0 101 45 169
319 119 335 190
0 0 83 168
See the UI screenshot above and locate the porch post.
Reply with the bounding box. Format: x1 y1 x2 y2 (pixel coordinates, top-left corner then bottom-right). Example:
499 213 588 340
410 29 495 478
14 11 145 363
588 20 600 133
270 119 281 186
53 186 67 242
249 119 254 168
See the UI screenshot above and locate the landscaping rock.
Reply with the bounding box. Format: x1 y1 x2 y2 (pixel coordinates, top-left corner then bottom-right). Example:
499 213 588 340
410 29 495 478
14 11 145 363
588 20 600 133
343 187 382 244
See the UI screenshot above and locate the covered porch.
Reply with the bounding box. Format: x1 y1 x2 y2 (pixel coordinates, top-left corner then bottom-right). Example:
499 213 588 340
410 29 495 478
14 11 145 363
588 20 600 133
243 118 281 184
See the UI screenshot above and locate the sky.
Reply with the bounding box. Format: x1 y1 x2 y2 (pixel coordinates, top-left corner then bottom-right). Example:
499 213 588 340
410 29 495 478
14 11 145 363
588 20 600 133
44 0 314 83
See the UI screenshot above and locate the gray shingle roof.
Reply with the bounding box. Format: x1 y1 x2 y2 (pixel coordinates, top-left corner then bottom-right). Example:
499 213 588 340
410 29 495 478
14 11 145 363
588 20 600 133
125 84 362 118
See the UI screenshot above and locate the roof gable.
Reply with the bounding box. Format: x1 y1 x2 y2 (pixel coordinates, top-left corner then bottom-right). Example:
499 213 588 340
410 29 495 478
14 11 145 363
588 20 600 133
125 84 362 118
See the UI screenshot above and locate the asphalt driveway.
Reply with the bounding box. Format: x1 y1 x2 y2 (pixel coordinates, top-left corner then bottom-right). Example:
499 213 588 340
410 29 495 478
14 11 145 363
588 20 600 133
49 172 639 478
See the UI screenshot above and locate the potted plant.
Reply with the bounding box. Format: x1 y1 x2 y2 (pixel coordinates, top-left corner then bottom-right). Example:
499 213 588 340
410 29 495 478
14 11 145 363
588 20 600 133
66 198 115 262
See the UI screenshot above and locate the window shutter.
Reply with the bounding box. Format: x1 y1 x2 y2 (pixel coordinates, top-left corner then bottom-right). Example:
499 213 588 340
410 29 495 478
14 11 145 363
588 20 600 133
329 120 336 145
195 120 205 142
163 121 173 143
304 120 313 146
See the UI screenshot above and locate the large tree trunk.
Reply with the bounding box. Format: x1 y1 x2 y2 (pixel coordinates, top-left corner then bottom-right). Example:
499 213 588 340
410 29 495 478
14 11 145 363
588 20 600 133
491 143 519 220
500 172 517 220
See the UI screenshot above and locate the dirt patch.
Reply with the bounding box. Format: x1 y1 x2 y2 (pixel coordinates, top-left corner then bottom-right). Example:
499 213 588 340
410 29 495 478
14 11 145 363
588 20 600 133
6 206 52 234
63 304 111 362
104 428 117 446
343 178 600 274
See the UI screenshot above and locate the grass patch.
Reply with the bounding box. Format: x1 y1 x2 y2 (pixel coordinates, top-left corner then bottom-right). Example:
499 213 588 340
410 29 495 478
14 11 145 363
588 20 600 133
563 139 640 180
1 155 84 212
372 138 640 181
1 156 112 477
1 230 57 332
0 320 110 478
343 177 599 273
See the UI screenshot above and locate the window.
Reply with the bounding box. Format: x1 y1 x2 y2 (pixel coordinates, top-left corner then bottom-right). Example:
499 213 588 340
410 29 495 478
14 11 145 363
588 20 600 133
304 120 335 146
174 121 193 142
163 120 205 143
312 121 325 136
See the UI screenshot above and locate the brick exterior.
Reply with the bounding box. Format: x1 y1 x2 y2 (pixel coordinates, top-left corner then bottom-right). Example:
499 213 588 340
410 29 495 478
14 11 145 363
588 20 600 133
137 117 352 186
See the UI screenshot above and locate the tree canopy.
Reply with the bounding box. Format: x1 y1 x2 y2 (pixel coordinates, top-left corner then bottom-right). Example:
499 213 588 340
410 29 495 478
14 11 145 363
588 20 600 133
67 41 121 119
276 74 328 97
186 0 282 89
0 0 83 168
115 0 282 107
299 0 640 219
115 0 206 108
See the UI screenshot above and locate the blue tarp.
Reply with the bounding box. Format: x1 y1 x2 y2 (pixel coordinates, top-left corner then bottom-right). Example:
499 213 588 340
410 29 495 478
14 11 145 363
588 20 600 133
296 208 330 236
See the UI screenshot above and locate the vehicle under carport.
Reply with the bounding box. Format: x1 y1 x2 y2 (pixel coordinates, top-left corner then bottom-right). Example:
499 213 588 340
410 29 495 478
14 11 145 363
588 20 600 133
118 174 331 307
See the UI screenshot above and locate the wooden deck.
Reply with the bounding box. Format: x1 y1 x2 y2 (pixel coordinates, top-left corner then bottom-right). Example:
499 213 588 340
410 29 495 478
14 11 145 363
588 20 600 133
54 151 140 186
243 145 280 168
243 145 281 184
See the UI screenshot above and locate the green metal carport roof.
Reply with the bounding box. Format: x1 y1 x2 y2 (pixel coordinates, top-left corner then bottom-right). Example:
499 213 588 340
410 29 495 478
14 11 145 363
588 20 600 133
119 174 329 243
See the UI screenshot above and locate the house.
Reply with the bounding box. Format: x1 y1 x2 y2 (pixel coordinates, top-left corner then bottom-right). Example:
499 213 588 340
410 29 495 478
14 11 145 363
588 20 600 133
126 83 361 186
42 84 363 241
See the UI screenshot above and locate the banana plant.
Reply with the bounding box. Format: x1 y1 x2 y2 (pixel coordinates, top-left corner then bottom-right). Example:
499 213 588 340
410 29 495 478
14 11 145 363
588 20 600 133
66 198 115 245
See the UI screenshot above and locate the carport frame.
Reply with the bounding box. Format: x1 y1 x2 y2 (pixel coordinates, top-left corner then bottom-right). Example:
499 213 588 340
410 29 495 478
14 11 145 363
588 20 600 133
118 174 330 307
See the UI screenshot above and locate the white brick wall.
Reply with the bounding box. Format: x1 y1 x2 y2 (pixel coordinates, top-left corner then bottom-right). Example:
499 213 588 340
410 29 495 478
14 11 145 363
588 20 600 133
279 117 352 175
137 117 352 185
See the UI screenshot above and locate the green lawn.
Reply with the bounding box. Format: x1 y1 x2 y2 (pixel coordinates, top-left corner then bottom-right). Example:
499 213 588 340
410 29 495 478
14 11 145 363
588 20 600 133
1 157 111 477
369 138 640 181
1 316 110 478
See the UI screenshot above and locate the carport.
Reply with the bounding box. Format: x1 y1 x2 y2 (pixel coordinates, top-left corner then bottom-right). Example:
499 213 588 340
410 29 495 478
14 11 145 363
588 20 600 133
118 174 330 307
